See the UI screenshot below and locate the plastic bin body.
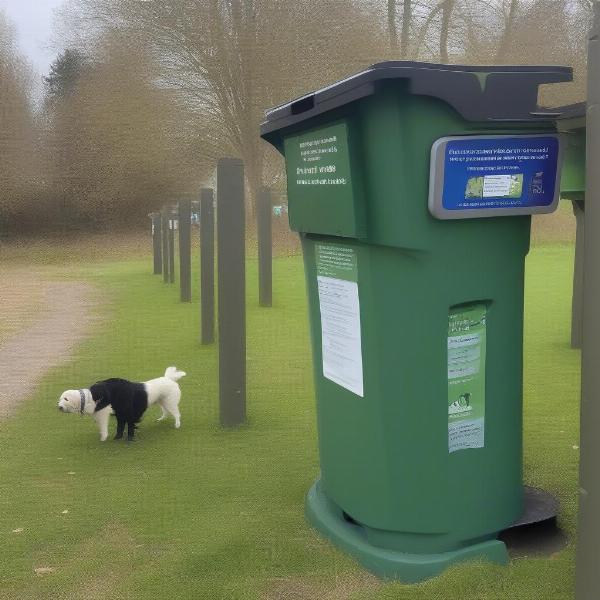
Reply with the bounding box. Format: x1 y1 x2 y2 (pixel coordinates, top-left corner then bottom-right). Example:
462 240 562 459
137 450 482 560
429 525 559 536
261 63 571 581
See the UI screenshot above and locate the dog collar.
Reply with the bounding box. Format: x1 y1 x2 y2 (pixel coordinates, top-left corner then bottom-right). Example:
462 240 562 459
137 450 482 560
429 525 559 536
79 389 86 414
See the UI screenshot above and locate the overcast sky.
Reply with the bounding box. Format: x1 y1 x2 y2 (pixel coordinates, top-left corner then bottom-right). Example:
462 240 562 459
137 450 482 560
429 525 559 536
0 0 65 76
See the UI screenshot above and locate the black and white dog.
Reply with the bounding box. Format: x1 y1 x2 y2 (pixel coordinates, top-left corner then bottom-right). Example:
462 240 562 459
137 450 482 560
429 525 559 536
57 366 186 441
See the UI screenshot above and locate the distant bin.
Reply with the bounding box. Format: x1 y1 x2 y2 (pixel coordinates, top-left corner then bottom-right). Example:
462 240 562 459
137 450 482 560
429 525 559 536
261 62 571 582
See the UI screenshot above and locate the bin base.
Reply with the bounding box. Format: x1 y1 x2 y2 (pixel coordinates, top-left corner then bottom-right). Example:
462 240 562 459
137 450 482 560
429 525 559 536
306 479 509 583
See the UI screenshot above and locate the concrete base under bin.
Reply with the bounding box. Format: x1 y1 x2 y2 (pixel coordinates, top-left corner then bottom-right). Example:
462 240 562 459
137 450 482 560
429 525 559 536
305 479 509 583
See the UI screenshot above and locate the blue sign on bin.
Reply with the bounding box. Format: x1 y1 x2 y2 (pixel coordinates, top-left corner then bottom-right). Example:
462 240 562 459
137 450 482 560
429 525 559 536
429 135 563 219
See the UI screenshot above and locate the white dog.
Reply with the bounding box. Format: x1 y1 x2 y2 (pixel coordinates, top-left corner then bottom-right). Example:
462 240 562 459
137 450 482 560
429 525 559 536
58 366 186 441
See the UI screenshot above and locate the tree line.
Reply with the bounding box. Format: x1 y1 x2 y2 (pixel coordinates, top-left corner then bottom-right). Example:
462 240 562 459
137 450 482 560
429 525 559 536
0 0 592 236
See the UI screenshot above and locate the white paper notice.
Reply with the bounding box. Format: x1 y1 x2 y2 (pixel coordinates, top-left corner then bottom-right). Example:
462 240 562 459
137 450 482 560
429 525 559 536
482 175 513 198
318 275 364 396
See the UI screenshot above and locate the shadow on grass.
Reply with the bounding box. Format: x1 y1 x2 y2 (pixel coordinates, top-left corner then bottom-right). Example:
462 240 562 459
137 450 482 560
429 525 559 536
501 519 568 558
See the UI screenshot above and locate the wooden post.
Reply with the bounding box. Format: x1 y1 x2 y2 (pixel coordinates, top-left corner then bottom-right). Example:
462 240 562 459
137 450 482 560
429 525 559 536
217 159 246 427
257 187 273 307
179 199 192 302
152 213 162 275
571 197 584 349
577 4 600 598
162 207 169 284
200 188 215 344
169 213 175 284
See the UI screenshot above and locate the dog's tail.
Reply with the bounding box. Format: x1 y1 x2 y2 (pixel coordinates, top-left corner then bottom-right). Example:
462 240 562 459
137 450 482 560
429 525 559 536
164 366 186 381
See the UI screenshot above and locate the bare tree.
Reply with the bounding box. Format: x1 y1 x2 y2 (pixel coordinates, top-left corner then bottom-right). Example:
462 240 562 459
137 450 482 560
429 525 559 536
412 1 449 60
43 33 192 228
0 11 38 232
56 0 385 214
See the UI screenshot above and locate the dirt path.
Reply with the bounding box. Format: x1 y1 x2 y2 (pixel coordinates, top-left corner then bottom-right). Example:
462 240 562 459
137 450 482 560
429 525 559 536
0 272 99 419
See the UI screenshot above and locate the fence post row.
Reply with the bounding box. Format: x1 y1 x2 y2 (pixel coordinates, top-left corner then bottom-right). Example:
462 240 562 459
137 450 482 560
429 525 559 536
217 158 246 427
179 199 192 302
200 188 215 345
257 187 273 308
161 207 169 284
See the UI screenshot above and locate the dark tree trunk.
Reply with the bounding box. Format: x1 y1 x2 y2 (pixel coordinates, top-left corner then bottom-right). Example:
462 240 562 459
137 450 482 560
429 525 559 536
388 0 398 55
400 0 412 58
440 0 456 63
495 0 519 62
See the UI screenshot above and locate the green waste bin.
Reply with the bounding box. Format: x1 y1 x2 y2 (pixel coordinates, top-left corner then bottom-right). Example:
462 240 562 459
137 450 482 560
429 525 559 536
261 62 571 582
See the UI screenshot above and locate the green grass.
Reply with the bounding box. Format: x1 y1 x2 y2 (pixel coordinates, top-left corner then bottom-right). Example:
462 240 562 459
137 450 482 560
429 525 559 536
0 244 580 599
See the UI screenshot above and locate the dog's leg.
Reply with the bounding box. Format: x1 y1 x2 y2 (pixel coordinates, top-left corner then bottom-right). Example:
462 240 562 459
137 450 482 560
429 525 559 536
157 405 167 422
126 421 137 442
94 407 111 442
172 409 181 429
114 419 126 440
162 393 181 429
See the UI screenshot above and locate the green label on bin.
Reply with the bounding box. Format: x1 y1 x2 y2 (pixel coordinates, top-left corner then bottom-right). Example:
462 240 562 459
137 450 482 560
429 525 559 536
448 304 487 453
316 243 363 397
283 122 359 237
285 122 352 194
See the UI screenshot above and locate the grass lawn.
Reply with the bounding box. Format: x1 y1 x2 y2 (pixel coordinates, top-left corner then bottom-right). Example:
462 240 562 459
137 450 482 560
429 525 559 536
0 242 580 599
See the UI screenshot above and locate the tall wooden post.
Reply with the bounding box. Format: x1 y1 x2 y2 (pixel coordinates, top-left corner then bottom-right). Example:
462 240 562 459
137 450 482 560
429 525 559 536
168 213 175 284
200 188 215 344
152 213 162 275
577 4 600 599
571 198 585 349
217 159 246 427
179 199 192 302
571 198 585 348
257 187 273 307
161 207 169 284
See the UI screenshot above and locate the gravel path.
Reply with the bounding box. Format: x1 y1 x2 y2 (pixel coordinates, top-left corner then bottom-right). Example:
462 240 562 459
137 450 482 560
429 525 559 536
0 276 98 419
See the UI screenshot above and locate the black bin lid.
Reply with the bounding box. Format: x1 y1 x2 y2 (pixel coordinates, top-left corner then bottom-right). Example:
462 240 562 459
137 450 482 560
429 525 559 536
555 102 586 132
555 102 586 120
261 61 573 144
